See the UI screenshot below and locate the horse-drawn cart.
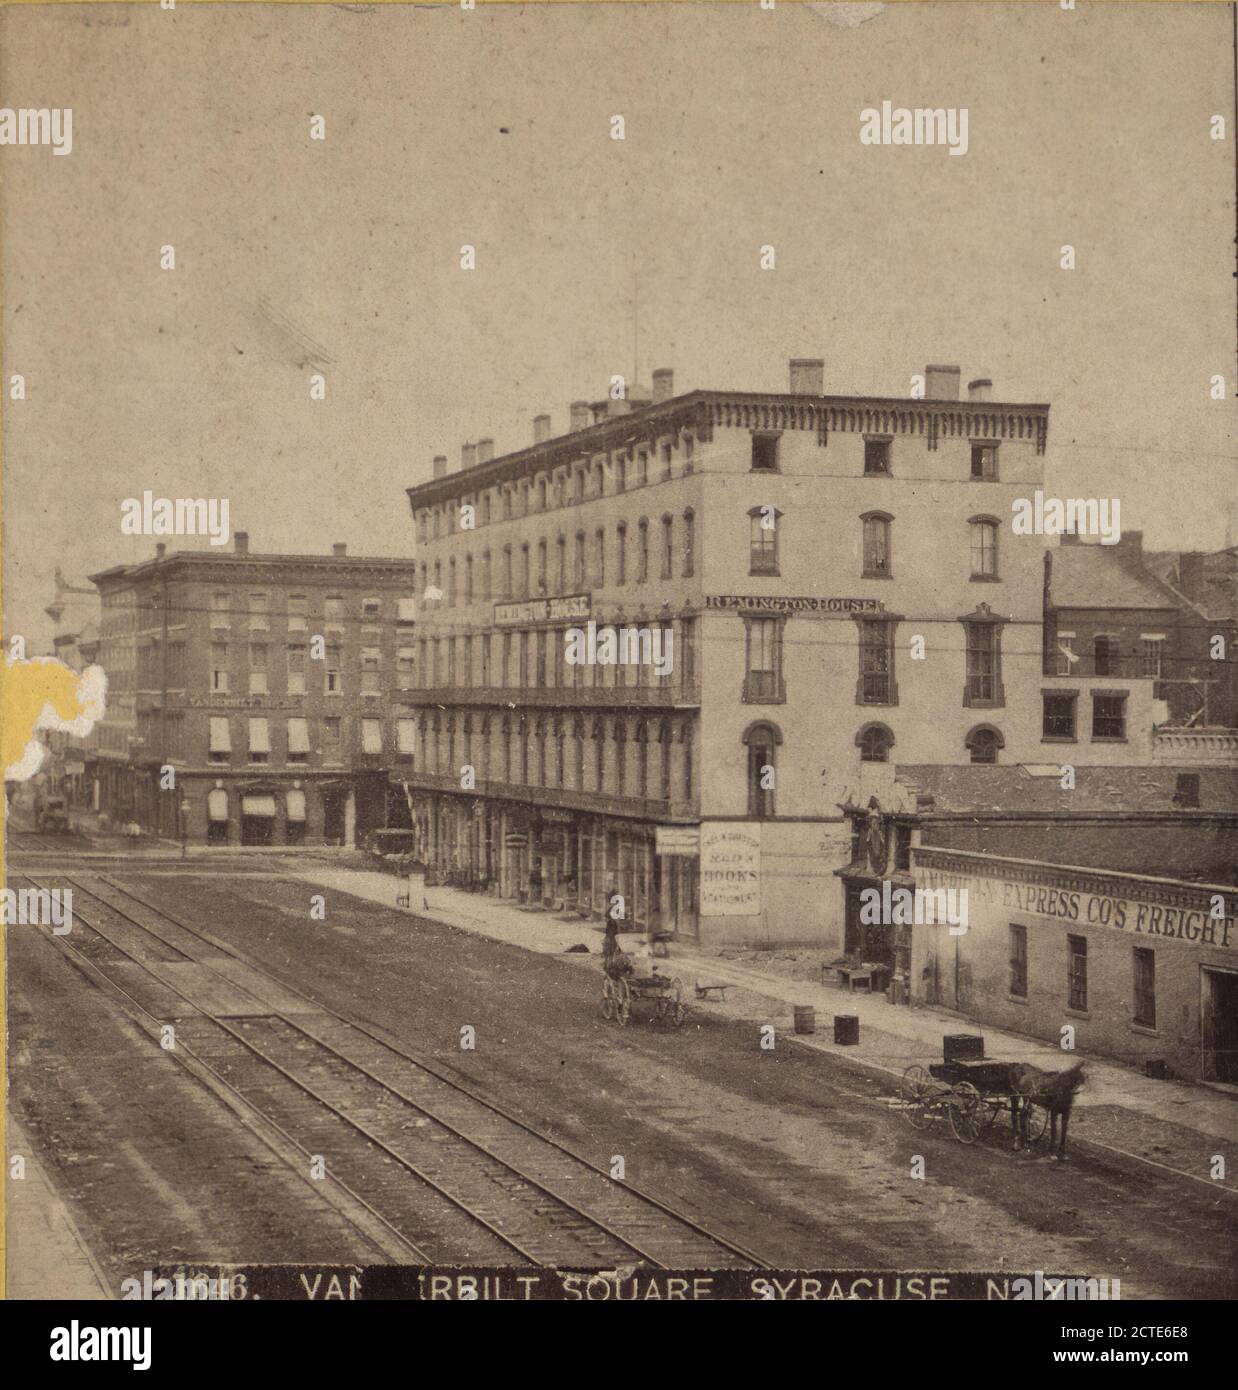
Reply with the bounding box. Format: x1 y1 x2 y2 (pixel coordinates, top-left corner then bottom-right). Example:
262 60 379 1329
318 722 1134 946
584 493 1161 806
899 1058 1052 1146
601 970 687 1028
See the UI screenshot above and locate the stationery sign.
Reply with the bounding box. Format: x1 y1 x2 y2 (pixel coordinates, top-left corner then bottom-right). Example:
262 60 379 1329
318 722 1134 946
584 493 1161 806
699 822 761 916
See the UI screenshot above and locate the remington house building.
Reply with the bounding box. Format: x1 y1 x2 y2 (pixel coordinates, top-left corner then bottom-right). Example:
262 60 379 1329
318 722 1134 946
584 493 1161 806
399 359 1084 947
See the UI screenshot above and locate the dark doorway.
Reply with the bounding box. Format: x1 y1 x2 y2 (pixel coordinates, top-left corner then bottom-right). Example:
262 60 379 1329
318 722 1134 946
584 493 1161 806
1202 967 1238 1083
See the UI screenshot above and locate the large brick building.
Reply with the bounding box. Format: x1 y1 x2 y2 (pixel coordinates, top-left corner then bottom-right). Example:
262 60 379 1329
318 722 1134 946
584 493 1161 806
397 358 1191 948
87 535 417 846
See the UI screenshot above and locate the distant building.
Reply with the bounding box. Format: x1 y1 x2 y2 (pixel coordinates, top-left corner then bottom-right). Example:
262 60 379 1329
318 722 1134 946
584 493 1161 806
1155 545 1238 737
41 570 102 804
87 534 417 846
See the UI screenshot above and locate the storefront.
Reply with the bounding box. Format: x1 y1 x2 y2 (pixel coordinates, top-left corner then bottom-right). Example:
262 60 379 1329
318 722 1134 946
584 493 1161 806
913 847 1238 1082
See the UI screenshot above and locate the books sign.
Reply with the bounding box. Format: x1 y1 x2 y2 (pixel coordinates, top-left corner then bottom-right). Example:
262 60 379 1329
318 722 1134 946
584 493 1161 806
699 822 761 916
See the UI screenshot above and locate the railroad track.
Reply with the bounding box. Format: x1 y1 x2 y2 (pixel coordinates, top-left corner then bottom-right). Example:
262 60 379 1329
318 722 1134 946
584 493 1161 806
21 870 770 1271
7 828 90 854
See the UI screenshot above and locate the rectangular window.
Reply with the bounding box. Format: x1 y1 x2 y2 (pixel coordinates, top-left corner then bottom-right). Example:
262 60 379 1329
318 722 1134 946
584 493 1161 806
361 719 383 754
324 595 345 626
1042 690 1077 739
397 645 416 690
862 516 890 577
1067 934 1088 1012
248 643 268 696
751 433 779 471
1009 924 1028 999
287 717 310 763
863 438 891 476
248 716 270 764
287 644 306 696
210 591 230 628
287 594 308 631
745 617 782 701
397 718 416 756
248 593 269 629
965 623 1000 704
661 442 673 482
362 596 381 619
1055 631 1075 677
858 620 894 704
397 596 417 623
970 521 998 577
325 645 342 694
680 618 696 689
323 716 341 756
971 444 998 480
209 715 231 763
210 643 229 694
1138 636 1165 678
1092 692 1127 740
1093 634 1119 677
1133 947 1156 1028
750 509 778 576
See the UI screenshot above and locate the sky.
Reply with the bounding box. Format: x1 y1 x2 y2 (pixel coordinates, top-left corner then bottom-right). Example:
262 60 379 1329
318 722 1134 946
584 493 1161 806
2 1 1235 648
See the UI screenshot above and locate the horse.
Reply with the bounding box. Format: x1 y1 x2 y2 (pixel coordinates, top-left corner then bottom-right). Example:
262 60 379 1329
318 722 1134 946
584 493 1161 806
1008 1062 1086 1160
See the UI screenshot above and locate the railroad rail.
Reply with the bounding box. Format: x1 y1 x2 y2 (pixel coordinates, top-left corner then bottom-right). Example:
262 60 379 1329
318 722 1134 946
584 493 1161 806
20 870 769 1271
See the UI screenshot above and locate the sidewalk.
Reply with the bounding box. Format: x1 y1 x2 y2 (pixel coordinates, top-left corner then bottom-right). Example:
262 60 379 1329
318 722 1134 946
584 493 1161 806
295 864 1238 1195
5 1115 111 1299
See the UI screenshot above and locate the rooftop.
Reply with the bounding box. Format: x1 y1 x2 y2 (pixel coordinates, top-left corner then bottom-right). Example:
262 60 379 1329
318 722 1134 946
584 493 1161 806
1048 540 1181 611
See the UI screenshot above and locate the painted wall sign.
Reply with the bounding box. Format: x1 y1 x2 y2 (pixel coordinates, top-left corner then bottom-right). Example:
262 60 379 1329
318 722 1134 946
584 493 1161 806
705 595 885 616
494 593 591 626
699 822 761 916
656 825 700 857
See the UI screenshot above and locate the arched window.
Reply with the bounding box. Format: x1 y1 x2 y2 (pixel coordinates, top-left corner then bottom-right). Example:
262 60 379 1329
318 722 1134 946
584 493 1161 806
969 517 999 579
862 512 892 578
537 539 547 593
659 719 673 801
556 534 566 591
572 716 584 788
743 721 781 818
965 724 1004 765
660 514 674 580
614 719 626 795
636 721 649 797
464 554 474 603
616 523 627 585
553 717 564 787
683 508 695 578
637 519 650 581
537 476 547 511
501 714 512 782
856 722 894 763
481 550 491 600
535 716 546 786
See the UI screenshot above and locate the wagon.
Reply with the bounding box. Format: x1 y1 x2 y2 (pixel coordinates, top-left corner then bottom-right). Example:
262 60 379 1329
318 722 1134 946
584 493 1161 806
898 1058 1052 1146
601 969 687 1028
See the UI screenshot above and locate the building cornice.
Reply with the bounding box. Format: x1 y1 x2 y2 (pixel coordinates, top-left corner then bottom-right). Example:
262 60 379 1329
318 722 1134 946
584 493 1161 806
405 389 1052 510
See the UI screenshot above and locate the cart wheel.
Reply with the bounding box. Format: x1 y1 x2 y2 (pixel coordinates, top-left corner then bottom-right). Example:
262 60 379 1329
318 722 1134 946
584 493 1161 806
615 976 631 1027
668 978 687 1028
601 976 616 1021
900 1065 929 1127
948 1081 984 1144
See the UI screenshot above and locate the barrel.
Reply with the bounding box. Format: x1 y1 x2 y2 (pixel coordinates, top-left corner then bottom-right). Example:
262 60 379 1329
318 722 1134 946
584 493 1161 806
793 1004 815 1035
834 1014 860 1046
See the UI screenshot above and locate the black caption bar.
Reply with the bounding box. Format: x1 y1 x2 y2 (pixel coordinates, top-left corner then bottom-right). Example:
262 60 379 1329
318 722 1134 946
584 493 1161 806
133 1266 1112 1302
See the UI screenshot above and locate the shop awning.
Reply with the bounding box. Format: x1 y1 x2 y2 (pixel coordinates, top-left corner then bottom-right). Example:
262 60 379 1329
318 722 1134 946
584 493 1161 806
209 717 231 753
248 718 270 754
241 795 276 817
287 718 310 754
286 789 306 822
207 789 229 822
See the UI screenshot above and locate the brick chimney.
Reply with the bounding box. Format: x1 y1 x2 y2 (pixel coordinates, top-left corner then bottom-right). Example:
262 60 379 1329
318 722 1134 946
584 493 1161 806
332 542 347 557
968 377 993 402
652 367 675 404
432 454 448 479
789 358 824 395
924 364 961 401
461 442 477 471
533 413 552 443
234 531 249 555
1178 551 1204 599
476 438 494 464
569 401 590 432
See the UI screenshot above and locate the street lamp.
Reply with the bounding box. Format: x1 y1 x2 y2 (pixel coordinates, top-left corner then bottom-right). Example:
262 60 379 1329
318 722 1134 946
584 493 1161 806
180 798 191 858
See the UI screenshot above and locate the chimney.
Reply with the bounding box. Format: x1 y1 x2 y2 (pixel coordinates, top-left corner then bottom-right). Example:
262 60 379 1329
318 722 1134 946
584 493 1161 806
533 413 552 443
1178 552 1204 600
432 454 448 479
652 367 675 404
789 358 824 396
968 377 993 402
924 364 961 401
461 442 477 471
570 400 590 432
477 438 494 464
155 542 166 559
332 542 347 557
234 531 249 555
